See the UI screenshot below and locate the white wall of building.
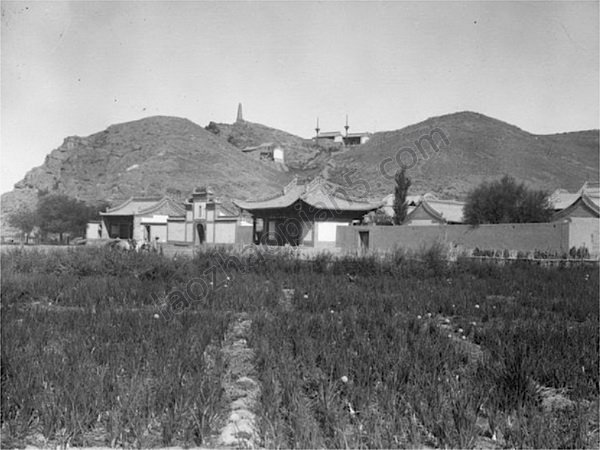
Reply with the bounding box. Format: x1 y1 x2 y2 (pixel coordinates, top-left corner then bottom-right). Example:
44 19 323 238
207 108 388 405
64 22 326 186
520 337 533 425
317 222 348 242
568 218 600 256
150 224 168 242
273 147 285 163
216 222 237 243
86 222 102 240
167 221 186 242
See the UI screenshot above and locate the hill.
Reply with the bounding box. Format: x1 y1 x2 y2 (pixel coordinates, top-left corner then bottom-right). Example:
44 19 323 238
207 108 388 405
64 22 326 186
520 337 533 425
1 116 290 226
2 111 598 237
326 111 599 199
206 119 336 174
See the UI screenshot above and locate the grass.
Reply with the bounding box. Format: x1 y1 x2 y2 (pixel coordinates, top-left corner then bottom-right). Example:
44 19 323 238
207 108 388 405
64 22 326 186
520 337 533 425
1 246 598 448
1 248 229 448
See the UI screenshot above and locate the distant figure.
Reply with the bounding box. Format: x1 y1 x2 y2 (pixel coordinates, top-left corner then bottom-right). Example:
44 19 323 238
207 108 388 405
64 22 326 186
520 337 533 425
346 273 357 283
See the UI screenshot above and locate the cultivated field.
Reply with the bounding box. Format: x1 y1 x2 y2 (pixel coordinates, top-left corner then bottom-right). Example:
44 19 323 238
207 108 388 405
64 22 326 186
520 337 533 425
1 246 598 448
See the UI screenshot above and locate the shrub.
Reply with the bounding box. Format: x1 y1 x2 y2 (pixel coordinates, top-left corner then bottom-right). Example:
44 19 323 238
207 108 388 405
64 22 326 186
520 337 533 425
464 175 552 225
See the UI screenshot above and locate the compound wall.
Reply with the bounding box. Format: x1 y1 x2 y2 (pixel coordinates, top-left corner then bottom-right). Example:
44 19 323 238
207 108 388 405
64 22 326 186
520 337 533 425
337 222 571 254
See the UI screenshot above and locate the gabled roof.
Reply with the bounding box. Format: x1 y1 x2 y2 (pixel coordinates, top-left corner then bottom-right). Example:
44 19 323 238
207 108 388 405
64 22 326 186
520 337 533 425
404 199 465 224
549 189 581 210
101 197 163 216
217 202 240 217
425 199 465 223
101 196 184 217
345 132 371 138
550 182 600 210
404 201 446 224
582 182 600 208
233 177 382 212
137 197 185 217
552 193 600 220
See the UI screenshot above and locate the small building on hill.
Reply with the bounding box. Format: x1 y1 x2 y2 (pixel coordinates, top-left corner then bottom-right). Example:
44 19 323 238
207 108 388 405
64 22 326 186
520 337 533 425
241 143 285 164
313 131 371 146
315 131 344 144
343 132 371 146
233 177 381 247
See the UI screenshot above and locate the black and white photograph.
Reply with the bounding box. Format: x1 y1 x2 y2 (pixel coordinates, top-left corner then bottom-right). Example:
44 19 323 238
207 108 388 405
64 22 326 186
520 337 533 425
1 1 598 448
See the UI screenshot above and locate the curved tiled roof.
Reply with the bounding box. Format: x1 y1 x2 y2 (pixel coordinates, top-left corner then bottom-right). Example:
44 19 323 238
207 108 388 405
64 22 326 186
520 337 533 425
137 197 185 217
551 182 600 210
233 177 381 212
425 199 465 223
552 193 600 220
101 196 184 217
101 197 163 216
404 199 466 224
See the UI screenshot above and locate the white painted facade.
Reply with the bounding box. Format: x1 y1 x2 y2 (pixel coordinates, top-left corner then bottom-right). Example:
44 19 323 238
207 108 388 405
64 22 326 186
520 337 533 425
273 147 285 163
316 221 349 243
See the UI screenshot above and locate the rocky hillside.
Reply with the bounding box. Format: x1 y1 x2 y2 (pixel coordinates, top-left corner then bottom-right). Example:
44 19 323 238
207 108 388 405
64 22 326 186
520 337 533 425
1 116 290 223
205 119 335 174
327 111 599 198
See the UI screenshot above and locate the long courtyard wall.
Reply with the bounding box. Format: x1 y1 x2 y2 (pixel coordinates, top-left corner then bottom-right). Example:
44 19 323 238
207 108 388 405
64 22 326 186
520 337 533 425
336 222 573 254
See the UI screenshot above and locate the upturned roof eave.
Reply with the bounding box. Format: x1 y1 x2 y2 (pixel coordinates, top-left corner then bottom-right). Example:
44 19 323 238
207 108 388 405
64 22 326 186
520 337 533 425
234 197 380 214
552 194 600 220
404 201 447 223
137 196 186 216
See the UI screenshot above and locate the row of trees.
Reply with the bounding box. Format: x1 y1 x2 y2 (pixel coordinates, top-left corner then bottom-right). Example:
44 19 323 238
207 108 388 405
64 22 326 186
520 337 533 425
8 194 109 244
392 170 553 225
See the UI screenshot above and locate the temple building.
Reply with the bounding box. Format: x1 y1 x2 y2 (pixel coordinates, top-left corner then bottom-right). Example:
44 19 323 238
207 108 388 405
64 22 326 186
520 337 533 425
95 188 252 245
233 177 381 247
99 196 185 242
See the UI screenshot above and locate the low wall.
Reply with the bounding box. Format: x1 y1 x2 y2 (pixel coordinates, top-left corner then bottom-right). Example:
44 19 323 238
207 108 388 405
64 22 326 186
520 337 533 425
337 222 571 254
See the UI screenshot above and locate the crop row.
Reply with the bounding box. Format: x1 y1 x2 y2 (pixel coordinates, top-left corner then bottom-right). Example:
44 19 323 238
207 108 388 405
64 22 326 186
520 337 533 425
1 246 598 448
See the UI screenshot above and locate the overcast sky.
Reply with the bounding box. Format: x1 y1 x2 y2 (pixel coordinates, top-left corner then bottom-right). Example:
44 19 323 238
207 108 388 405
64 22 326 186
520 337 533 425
1 1 598 194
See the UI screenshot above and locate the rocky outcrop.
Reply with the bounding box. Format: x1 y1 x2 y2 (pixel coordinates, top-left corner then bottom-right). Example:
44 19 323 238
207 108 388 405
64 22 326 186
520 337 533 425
1 116 290 230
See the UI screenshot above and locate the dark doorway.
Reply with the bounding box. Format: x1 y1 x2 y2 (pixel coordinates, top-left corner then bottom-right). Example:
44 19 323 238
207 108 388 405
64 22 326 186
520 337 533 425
107 218 133 239
359 231 369 251
196 223 205 244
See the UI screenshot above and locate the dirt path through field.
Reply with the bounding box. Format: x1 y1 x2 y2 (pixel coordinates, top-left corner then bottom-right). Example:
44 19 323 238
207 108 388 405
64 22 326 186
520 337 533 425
216 312 262 448
18 311 264 450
